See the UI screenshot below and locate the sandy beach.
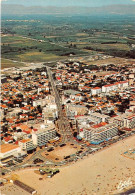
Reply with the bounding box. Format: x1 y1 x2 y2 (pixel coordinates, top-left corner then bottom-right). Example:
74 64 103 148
1 135 135 195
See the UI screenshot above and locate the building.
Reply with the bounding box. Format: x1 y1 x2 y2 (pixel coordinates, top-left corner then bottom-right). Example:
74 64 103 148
129 106 135 113
0 144 21 160
114 113 135 129
8 108 22 117
83 123 118 144
32 123 56 147
102 83 118 93
91 87 102 95
33 99 47 107
102 81 128 93
66 104 88 119
88 112 110 123
64 90 83 102
113 117 124 128
19 139 35 152
124 114 135 129
1 75 7 83
0 109 4 120
43 105 58 123
75 115 101 134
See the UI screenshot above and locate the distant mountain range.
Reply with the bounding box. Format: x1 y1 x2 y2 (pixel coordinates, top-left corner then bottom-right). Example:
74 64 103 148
1 4 135 15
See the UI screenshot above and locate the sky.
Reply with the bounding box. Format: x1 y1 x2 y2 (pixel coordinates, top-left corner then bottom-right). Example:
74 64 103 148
1 0 135 7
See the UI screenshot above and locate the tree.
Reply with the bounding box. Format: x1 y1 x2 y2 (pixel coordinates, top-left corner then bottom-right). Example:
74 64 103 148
37 105 42 113
93 75 96 80
109 110 115 116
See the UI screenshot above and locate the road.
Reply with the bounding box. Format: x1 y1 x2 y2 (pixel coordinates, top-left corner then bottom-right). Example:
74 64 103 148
46 66 73 143
1 131 135 176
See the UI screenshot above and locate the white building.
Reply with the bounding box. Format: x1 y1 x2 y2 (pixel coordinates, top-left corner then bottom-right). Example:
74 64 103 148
43 105 58 123
102 83 118 93
129 106 135 113
38 86 49 94
33 99 47 107
91 87 102 95
75 115 101 135
19 139 35 152
124 114 135 129
102 81 128 93
0 109 4 120
32 124 56 147
0 144 21 160
64 90 83 102
66 104 88 119
83 123 118 144
57 62 66 69
114 113 135 129
70 94 83 102
88 112 110 123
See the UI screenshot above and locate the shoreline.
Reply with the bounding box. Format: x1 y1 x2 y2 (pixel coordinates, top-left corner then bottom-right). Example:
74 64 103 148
1 134 135 195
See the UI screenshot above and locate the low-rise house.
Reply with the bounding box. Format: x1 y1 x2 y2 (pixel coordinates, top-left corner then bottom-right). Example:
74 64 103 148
8 108 22 117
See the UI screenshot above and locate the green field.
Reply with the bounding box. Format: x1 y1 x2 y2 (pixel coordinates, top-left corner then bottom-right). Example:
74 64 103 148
17 51 65 62
1 35 87 64
1 15 135 64
73 42 130 51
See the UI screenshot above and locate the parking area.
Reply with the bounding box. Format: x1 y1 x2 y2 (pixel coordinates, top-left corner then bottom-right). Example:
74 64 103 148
41 142 82 162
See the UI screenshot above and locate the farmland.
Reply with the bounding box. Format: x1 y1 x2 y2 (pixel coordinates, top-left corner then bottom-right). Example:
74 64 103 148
1 14 135 68
1 34 86 65
1 58 24 69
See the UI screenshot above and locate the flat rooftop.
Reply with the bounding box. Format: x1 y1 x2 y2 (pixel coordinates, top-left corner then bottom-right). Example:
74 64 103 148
114 113 135 120
89 112 110 119
0 144 19 153
31 123 55 134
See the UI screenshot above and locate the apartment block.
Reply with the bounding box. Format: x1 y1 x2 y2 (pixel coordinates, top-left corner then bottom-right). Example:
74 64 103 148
0 144 21 160
43 105 58 123
19 139 35 152
102 81 128 93
114 113 135 129
88 112 110 123
83 123 118 144
32 124 56 147
66 104 88 119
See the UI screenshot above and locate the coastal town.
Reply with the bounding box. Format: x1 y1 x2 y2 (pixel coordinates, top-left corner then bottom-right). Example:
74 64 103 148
0 53 135 194
1 0 135 192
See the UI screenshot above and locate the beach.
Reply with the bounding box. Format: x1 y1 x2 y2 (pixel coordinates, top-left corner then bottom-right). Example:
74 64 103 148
1 135 135 195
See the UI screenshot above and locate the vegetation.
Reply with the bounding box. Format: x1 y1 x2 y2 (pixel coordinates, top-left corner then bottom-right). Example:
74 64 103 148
1 14 135 67
1 58 24 69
